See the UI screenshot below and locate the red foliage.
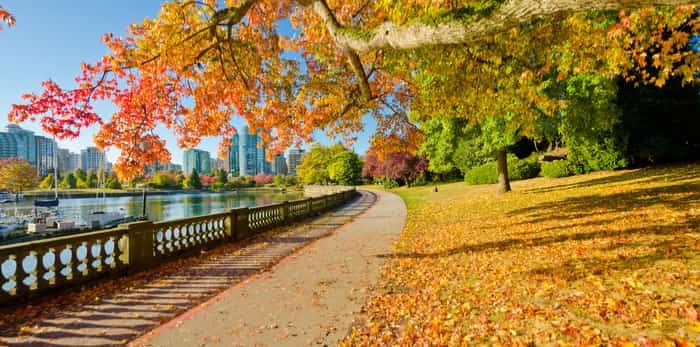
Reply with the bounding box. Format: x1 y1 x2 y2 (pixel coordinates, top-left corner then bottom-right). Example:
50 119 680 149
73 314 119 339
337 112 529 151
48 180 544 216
200 175 216 185
253 173 273 185
363 151 428 184
0 5 15 30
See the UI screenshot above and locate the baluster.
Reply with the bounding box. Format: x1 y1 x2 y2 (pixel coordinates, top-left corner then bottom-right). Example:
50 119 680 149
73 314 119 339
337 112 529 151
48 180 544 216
15 250 31 297
36 246 52 290
93 239 104 273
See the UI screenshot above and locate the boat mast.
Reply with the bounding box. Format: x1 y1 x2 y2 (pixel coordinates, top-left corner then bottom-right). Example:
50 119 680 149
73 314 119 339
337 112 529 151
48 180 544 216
54 142 58 199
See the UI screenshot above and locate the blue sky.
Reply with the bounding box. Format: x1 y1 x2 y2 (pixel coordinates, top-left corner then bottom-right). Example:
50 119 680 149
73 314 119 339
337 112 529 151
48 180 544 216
0 1 376 165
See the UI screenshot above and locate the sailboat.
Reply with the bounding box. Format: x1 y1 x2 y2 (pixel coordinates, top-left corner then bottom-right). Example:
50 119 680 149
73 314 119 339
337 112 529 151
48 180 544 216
86 149 129 229
34 148 59 207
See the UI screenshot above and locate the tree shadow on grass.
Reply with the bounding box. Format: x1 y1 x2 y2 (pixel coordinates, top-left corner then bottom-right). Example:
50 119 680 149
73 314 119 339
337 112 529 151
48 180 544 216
520 163 698 195
380 177 699 260
378 216 698 260
508 181 699 226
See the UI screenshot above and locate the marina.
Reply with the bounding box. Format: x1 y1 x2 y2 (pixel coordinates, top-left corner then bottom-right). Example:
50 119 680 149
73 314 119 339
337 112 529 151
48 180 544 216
0 190 302 244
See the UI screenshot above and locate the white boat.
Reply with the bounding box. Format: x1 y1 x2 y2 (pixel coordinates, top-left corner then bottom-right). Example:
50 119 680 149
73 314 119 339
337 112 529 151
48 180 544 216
88 209 127 229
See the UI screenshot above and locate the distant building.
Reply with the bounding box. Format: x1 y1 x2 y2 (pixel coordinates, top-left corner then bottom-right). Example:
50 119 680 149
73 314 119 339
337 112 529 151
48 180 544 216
286 148 304 177
272 154 288 176
0 132 17 159
0 124 37 165
183 149 211 175
144 161 182 176
256 143 267 175
58 148 73 174
35 136 57 176
210 158 225 173
68 152 80 173
239 125 257 176
80 147 105 172
225 133 240 176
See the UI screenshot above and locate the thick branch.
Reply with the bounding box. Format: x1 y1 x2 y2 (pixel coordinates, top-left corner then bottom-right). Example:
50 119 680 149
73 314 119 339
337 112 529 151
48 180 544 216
310 0 373 101
316 0 700 53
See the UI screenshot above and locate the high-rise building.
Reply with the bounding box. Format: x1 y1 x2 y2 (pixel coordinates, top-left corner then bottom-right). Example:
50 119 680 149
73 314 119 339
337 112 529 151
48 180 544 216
239 125 258 176
68 152 80 173
80 147 105 172
58 148 73 174
286 148 304 177
183 149 211 175
256 142 267 175
272 154 288 176
0 132 17 159
225 133 240 176
35 136 57 176
0 124 37 165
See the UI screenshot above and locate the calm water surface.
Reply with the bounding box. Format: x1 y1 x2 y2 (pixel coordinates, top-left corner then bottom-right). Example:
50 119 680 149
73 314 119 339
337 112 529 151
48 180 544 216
2 191 303 225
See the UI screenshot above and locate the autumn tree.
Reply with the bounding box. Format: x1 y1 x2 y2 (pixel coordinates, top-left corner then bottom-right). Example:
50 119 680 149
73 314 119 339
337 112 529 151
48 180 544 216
6 0 699 190
363 151 428 187
328 150 362 186
0 158 38 193
0 4 14 31
183 169 202 190
59 172 77 189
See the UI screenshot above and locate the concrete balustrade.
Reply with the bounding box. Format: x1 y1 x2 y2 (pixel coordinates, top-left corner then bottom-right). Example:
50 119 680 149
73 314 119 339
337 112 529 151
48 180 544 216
0 188 357 305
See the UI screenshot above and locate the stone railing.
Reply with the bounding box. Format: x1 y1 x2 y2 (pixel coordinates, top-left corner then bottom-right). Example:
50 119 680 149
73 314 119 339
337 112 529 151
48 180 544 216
303 185 353 197
0 188 357 305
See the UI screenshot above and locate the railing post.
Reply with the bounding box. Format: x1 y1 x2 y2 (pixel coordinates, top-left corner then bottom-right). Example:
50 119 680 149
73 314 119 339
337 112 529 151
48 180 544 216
125 221 155 273
306 197 313 216
226 209 236 241
282 200 289 223
235 207 250 239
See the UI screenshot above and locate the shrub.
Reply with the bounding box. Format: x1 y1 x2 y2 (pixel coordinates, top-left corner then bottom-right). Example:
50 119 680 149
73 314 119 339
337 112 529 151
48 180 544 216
377 177 399 189
509 156 541 180
411 174 428 187
105 178 122 190
541 160 575 178
464 154 541 185
464 161 498 185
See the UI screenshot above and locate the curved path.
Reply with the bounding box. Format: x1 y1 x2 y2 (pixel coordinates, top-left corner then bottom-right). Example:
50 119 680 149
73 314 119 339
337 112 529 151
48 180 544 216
135 189 405 346
0 190 406 346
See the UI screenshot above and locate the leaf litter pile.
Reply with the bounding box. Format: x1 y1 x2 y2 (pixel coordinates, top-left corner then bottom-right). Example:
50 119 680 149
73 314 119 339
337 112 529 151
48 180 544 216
345 164 699 346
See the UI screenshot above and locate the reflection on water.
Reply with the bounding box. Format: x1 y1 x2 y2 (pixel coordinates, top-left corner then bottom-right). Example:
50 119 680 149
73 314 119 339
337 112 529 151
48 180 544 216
1 191 302 225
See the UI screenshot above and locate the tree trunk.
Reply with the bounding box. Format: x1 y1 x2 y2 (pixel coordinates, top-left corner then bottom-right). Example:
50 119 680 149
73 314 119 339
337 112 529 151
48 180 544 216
496 150 511 193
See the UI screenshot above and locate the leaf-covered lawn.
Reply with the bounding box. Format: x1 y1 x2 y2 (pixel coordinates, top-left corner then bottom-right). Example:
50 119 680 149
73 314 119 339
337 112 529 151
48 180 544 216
345 164 700 346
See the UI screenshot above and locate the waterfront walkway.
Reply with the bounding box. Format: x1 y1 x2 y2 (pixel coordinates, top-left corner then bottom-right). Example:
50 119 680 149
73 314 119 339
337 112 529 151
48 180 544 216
0 189 407 346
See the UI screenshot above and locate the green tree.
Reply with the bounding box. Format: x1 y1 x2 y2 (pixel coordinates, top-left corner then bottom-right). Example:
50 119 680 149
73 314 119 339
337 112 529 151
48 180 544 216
297 144 333 185
216 168 227 184
151 171 178 189
273 174 286 187
59 172 77 189
183 169 202 190
328 151 363 186
39 173 55 189
105 177 122 190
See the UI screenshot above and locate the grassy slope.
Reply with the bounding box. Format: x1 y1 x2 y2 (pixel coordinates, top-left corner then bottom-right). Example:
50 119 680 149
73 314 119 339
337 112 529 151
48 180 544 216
346 164 699 345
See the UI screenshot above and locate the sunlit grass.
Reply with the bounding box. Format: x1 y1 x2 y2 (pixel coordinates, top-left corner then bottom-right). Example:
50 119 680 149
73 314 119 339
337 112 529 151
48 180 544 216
346 163 700 345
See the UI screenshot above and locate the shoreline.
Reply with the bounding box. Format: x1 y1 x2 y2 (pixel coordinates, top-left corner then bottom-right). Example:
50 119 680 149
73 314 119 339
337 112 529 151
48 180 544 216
22 187 302 199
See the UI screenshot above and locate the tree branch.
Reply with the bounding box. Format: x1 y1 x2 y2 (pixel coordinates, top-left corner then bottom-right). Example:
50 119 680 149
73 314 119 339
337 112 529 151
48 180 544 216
316 0 700 53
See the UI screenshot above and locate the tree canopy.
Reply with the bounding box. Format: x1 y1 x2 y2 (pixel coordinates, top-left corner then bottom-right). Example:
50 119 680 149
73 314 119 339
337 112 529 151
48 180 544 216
5 1 700 182
0 158 38 192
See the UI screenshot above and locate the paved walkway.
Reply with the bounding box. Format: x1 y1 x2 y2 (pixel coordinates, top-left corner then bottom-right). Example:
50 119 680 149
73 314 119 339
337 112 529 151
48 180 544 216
0 190 406 346
136 189 405 346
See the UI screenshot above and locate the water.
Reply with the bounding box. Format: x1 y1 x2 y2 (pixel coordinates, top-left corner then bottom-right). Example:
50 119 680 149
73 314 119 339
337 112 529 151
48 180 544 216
1 190 304 225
